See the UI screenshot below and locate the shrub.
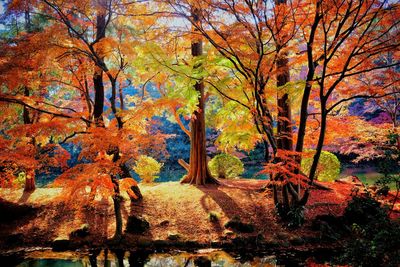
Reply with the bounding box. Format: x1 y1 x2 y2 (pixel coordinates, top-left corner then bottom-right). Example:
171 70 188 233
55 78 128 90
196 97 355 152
208 153 244 179
208 211 220 223
12 172 26 188
133 155 163 183
301 150 340 182
343 195 388 226
338 195 400 267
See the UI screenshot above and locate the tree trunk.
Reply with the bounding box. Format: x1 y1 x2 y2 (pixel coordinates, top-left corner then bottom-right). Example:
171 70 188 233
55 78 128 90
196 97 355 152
109 77 123 129
300 108 327 205
24 170 35 192
92 10 106 126
120 163 143 201
180 81 218 185
276 56 293 152
111 175 123 241
295 1 321 163
108 146 124 241
274 0 294 210
181 7 218 185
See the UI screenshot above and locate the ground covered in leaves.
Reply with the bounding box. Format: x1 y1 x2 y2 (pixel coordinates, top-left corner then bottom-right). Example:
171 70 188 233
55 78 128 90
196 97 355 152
0 178 398 253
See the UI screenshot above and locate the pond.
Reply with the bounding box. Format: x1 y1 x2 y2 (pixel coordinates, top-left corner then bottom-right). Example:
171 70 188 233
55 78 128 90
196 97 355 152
7 248 325 267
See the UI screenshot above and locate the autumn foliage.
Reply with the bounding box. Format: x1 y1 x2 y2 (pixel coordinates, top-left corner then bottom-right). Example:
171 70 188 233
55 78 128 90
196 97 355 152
0 0 398 235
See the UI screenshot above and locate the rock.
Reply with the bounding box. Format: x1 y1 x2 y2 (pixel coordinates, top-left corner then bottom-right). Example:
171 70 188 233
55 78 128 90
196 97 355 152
312 214 349 240
211 240 222 247
279 241 290 247
194 256 211 267
52 237 70 251
275 232 290 240
5 233 24 245
224 217 255 233
376 186 389 196
167 232 180 241
336 176 363 185
289 237 305 245
223 229 235 237
69 223 90 238
125 215 150 234
159 220 169 227
208 212 219 222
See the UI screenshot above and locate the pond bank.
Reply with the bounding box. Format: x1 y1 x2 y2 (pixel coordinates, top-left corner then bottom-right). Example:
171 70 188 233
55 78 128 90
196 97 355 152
0 178 398 262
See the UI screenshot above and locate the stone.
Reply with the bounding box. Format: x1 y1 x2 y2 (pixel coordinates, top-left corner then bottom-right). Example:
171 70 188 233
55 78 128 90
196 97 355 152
125 215 150 234
224 217 255 233
5 233 24 245
194 256 211 267
52 237 70 251
167 232 180 241
69 223 90 238
159 220 169 227
223 229 235 237
289 237 305 245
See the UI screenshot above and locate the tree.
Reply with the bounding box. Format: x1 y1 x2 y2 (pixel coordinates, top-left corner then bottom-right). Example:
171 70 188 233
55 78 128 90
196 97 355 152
180 6 218 185
166 0 400 214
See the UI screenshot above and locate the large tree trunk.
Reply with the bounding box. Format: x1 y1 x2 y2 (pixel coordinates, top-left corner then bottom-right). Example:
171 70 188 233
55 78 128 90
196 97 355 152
24 170 35 192
181 7 218 185
274 51 294 212
276 56 293 152
274 0 295 214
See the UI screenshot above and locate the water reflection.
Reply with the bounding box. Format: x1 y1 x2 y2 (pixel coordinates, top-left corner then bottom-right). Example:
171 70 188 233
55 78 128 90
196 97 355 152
16 249 278 267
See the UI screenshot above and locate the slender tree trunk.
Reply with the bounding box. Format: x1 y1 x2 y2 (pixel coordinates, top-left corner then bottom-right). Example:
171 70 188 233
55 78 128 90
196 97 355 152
111 175 123 241
109 77 123 129
295 1 321 162
300 108 327 205
120 163 143 201
23 87 31 124
93 10 106 126
108 147 124 241
181 7 218 185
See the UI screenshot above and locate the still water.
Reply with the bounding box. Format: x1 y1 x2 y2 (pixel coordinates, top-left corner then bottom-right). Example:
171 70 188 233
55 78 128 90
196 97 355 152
12 249 312 267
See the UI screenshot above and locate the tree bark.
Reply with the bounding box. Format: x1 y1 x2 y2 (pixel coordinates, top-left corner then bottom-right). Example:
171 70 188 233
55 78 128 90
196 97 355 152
92 10 106 126
300 107 327 205
111 175 123 241
181 7 218 185
108 146 124 241
274 0 294 211
109 77 124 129
276 55 293 152
24 170 35 192
120 163 143 201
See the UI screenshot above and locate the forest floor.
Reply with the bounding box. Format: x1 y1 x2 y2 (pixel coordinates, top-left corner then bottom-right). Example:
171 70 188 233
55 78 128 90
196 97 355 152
0 178 399 254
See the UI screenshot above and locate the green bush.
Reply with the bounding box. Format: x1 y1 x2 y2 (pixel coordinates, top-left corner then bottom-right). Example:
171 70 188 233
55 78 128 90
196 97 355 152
133 155 163 183
12 172 26 188
301 150 340 182
208 153 244 179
